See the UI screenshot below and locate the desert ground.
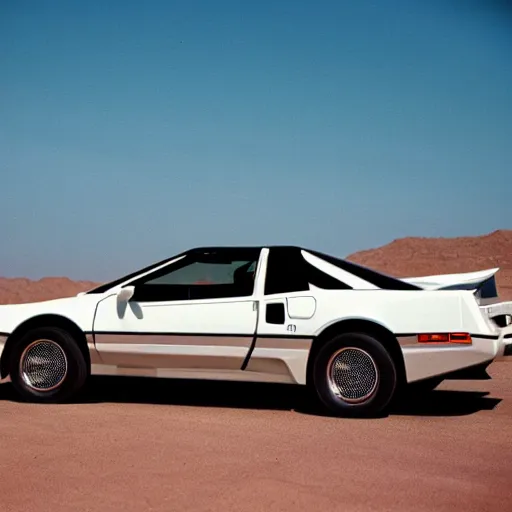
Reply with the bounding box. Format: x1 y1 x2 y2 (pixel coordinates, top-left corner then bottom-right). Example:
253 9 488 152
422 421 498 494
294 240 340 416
0 364 511 512
0 230 511 511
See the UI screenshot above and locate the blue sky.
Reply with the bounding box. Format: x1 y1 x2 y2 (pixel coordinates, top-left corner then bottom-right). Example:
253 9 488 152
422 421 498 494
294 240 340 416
1 0 511 280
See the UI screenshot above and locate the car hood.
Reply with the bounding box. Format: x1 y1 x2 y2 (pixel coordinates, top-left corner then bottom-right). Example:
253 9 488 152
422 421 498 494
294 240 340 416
0 293 105 334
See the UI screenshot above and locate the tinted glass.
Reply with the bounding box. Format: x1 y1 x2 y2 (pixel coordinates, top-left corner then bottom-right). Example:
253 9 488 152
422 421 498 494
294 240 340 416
145 260 254 286
264 247 309 295
264 247 352 295
130 249 261 301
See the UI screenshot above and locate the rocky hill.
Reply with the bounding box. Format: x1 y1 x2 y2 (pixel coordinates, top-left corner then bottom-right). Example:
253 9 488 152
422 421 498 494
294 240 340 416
346 230 512 300
0 277 100 305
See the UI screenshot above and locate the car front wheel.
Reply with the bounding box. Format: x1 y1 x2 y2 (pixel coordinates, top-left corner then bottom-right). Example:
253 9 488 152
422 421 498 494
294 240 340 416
312 332 398 417
9 326 88 403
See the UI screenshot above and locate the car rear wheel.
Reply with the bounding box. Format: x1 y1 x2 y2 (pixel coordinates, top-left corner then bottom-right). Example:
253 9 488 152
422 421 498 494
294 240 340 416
9 327 88 403
312 332 398 417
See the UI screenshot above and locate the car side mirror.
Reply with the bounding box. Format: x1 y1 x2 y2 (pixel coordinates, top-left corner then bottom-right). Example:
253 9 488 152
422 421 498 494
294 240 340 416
117 286 135 303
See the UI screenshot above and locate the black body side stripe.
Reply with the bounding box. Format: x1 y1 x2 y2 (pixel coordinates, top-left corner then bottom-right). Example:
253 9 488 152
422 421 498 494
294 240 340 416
86 331 312 339
90 331 253 337
256 334 312 339
87 330 504 340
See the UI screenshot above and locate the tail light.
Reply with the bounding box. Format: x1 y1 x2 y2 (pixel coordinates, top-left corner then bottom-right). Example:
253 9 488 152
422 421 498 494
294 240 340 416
418 333 472 344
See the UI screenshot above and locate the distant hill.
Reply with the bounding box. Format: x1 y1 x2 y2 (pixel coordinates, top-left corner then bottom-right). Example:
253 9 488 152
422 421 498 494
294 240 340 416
346 229 512 300
0 229 511 304
0 277 100 305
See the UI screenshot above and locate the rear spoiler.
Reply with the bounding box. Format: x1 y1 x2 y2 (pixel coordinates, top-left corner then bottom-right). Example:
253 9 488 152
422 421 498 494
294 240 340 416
402 268 500 303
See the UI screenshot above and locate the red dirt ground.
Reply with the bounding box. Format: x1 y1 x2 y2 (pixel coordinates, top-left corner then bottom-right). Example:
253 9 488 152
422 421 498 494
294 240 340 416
0 363 511 512
1 230 511 304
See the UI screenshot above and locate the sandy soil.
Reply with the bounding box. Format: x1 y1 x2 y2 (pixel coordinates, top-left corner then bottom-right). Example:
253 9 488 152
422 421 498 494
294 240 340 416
0 362 511 512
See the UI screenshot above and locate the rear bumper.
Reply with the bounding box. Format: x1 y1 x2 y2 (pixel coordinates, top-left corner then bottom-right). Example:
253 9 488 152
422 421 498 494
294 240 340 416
403 328 512 383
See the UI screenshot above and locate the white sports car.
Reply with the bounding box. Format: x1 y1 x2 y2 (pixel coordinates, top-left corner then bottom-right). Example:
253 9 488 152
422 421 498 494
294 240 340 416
0 245 511 417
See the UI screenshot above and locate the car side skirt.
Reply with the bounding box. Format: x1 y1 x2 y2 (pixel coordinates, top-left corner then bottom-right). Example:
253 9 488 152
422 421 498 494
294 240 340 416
88 333 313 385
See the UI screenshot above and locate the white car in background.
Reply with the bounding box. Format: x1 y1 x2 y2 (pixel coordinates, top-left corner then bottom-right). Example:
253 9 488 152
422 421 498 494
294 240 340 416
0 245 510 417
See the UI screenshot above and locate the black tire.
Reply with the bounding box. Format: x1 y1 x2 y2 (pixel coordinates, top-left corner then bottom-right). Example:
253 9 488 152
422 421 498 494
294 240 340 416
9 326 88 403
312 332 397 418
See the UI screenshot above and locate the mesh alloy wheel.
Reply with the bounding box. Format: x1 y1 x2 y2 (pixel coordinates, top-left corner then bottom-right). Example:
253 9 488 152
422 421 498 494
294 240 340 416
313 332 397 417
19 339 68 392
326 347 379 404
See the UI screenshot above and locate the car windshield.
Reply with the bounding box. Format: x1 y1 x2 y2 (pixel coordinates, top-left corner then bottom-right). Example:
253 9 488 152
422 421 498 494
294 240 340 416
86 252 188 294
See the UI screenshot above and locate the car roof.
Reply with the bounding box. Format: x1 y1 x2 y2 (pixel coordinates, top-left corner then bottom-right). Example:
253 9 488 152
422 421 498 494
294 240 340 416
189 245 301 251
86 244 422 294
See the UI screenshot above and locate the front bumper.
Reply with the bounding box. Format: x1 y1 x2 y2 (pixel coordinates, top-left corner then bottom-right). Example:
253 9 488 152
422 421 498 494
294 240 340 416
0 333 9 383
0 333 7 358
480 301 512 358
480 301 512 327
499 327 512 357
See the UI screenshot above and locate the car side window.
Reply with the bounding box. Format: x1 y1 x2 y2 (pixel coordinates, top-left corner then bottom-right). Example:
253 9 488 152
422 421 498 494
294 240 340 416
145 261 248 286
264 247 310 295
264 247 352 295
130 249 260 302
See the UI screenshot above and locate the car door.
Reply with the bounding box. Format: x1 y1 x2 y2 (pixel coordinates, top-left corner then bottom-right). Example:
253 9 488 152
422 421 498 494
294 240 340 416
255 246 318 339
92 248 262 376
244 246 352 385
